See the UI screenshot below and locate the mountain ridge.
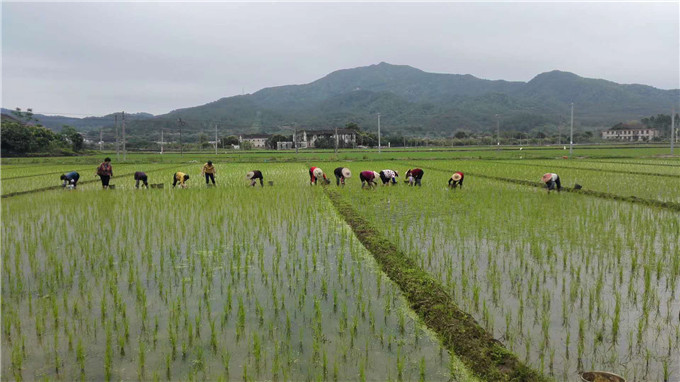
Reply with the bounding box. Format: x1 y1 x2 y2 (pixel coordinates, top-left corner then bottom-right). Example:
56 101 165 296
4 63 678 138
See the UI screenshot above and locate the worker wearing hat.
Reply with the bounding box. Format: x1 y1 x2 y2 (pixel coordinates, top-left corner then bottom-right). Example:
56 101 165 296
448 172 464 189
542 173 561 193
201 161 216 185
360 170 379 188
379 169 399 185
309 166 329 185
246 170 264 187
172 172 190 188
405 168 424 186
334 167 352 186
60 171 80 189
134 171 149 188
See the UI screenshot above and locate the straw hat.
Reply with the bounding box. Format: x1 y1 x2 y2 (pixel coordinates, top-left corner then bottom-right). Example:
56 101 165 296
541 173 553 183
246 171 255 180
313 168 324 178
373 171 380 179
452 173 462 181
342 168 352 178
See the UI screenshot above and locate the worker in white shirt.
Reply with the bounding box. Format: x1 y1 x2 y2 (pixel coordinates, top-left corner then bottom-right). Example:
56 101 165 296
379 169 398 185
541 173 561 193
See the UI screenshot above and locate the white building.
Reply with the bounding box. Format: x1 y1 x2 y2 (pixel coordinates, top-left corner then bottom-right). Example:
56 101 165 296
301 129 357 148
601 128 659 141
238 134 270 148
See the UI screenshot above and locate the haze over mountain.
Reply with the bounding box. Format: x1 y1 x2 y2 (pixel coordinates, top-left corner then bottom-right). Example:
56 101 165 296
8 63 679 139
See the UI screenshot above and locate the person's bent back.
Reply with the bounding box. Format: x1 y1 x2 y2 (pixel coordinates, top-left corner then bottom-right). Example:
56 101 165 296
134 172 149 188
173 172 190 188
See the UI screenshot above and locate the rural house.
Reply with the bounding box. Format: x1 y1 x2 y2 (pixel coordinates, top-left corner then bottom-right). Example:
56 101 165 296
238 134 270 148
601 124 659 142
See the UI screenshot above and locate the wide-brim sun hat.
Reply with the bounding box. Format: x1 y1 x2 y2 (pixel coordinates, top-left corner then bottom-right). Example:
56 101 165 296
373 171 380 179
342 168 352 178
246 171 255 180
313 168 324 178
541 173 552 183
452 173 462 181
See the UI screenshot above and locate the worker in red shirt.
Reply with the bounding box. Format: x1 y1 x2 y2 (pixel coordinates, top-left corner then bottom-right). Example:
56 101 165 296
448 172 464 189
360 170 379 188
405 168 424 186
309 166 329 185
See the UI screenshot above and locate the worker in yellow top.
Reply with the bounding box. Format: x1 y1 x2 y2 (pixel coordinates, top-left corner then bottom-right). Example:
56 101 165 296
172 172 190 188
201 161 216 185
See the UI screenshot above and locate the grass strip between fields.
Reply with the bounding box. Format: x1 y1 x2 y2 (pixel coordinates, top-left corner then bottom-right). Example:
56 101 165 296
0 165 178 199
415 164 680 212
483 160 680 178
324 188 547 382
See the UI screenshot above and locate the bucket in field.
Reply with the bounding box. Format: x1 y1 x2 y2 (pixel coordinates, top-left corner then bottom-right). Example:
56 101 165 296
580 371 625 382
268 181 274 186
108 185 116 190
574 183 582 190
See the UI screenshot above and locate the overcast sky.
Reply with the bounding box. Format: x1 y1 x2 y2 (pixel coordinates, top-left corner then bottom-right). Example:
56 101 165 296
2 2 678 116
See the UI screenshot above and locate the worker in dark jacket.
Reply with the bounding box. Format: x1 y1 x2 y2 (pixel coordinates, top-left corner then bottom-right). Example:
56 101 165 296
96 157 113 189
246 170 264 187
360 171 379 188
448 172 464 189
134 172 149 188
334 167 352 186
60 171 80 189
542 173 561 193
172 172 190 188
309 167 329 185
405 168 424 186
379 169 398 185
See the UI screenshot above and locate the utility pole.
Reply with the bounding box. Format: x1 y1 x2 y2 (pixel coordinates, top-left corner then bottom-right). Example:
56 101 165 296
115 114 120 160
99 127 103 152
377 113 381 153
495 114 500 149
570 103 574 156
177 118 184 156
334 126 339 155
671 108 675 155
293 125 298 154
122 111 126 161
214 123 218 155
160 128 164 154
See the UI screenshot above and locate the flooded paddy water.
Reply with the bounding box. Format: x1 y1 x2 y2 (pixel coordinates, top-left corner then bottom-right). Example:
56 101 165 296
2 155 678 381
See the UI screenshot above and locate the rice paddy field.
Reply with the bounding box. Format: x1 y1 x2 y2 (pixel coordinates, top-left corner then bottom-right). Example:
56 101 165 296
1 146 678 381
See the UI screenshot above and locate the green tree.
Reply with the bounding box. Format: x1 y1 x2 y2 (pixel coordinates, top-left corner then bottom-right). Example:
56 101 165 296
61 126 84 151
266 134 289 149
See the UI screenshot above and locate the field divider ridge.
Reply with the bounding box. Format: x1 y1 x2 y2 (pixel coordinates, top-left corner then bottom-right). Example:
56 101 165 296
323 188 546 382
482 160 680 178
1 165 178 199
414 163 680 212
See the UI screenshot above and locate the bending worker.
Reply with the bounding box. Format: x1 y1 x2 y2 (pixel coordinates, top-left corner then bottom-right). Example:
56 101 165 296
202 161 216 185
134 172 149 189
172 172 190 188
60 171 80 189
309 166 328 185
405 168 424 186
334 167 352 186
96 157 113 189
360 170 379 188
379 169 398 185
246 170 264 187
542 173 561 193
448 172 464 189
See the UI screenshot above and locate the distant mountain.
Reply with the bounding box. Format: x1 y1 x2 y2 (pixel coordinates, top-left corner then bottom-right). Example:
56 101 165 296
0 108 154 132
5 63 678 139
149 62 677 138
